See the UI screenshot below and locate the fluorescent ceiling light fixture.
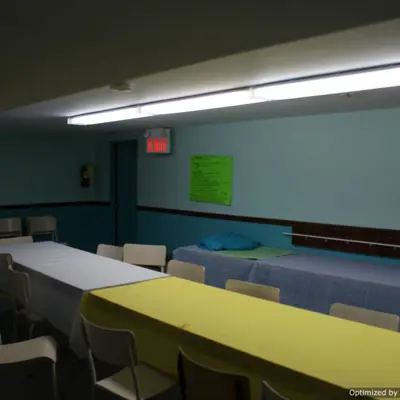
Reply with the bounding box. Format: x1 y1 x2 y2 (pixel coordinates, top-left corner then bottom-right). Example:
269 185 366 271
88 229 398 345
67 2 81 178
68 89 261 125
141 89 262 116
253 66 400 101
67 106 144 125
68 65 400 125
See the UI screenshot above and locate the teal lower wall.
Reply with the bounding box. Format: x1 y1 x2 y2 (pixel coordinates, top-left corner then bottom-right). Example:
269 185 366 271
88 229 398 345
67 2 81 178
0 203 114 252
0 131 115 252
137 210 399 265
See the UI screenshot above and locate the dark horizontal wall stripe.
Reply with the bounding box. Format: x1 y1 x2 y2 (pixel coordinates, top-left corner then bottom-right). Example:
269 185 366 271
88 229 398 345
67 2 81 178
137 206 400 259
0 201 111 210
137 206 294 226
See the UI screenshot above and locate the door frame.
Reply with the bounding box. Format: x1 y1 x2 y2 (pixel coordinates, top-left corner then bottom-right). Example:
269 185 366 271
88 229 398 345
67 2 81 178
110 140 138 246
111 142 118 245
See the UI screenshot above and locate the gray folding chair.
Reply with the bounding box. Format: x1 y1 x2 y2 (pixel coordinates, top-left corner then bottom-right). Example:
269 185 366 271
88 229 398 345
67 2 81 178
123 244 167 272
226 280 280 303
178 348 251 400
330 303 399 331
81 315 176 399
0 253 13 313
96 244 123 261
26 216 58 242
0 236 33 245
8 264 43 340
0 336 58 399
0 218 22 238
167 260 205 283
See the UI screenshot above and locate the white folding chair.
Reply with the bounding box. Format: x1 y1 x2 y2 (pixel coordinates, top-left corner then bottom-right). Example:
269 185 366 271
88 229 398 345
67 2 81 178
261 381 290 400
178 348 251 400
0 218 22 238
0 236 33 245
0 253 13 313
167 260 205 283
26 216 58 242
96 244 123 261
81 315 176 400
0 336 58 399
123 244 167 272
329 303 399 331
225 280 280 303
8 264 43 340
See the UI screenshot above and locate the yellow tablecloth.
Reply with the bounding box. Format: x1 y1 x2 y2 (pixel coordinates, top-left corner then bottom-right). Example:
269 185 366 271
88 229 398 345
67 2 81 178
81 277 400 399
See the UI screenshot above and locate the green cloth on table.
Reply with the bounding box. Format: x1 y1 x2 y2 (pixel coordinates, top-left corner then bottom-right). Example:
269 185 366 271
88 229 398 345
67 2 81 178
217 247 293 260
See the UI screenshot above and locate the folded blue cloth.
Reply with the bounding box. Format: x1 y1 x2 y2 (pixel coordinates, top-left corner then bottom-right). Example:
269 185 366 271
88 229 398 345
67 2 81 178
198 233 261 251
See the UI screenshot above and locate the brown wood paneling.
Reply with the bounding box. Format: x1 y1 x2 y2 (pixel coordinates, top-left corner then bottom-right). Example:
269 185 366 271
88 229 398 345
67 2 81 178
137 206 293 226
138 206 400 259
292 222 400 259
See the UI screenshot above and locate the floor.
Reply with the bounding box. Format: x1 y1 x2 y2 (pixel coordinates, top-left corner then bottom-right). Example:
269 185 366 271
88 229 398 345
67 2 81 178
0 309 181 400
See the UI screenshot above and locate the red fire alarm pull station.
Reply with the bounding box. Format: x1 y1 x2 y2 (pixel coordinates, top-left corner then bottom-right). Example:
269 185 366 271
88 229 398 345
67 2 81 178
145 128 172 154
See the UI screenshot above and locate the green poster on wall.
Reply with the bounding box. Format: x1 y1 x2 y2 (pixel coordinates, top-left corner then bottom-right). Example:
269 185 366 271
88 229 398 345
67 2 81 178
189 155 233 205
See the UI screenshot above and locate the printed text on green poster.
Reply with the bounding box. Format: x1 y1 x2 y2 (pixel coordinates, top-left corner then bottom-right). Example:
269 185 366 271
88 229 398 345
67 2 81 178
190 155 233 205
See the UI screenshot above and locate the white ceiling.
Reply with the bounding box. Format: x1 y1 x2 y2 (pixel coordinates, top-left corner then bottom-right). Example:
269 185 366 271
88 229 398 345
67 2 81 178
1 19 400 134
3 0 399 110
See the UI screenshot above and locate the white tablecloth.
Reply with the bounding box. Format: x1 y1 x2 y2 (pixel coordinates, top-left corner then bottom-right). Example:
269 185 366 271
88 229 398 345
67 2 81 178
0 242 166 354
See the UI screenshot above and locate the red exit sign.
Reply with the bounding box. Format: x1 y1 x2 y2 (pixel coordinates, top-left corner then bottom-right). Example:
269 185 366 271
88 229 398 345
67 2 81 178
146 138 168 153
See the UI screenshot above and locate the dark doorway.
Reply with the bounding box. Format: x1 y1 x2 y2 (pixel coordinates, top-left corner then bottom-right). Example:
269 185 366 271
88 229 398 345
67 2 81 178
112 141 138 246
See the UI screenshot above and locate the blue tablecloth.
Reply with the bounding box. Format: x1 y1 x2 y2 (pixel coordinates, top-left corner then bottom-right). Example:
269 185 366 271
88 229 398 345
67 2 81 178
173 245 257 288
173 246 400 315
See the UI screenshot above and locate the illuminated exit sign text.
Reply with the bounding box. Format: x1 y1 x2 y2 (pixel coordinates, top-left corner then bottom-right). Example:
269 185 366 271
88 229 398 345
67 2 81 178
145 128 172 154
147 138 168 153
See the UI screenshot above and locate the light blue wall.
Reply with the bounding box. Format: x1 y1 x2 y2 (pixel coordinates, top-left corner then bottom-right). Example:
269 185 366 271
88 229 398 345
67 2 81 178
0 132 110 204
138 108 400 229
137 108 400 263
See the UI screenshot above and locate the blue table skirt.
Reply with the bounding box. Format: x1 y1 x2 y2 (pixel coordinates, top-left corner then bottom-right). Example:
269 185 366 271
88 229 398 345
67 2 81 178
173 246 400 315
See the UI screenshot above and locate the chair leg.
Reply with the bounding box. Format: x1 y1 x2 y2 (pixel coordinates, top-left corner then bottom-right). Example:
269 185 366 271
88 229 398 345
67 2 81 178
52 363 60 400
28 322 36 339
90 384 95 400
11 311 17 342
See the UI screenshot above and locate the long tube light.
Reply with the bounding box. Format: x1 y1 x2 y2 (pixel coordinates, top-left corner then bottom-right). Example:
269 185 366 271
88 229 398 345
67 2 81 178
141 90 261 116
68 106 143 125
68 89 261 125
68 65 400 125
253 66 400 100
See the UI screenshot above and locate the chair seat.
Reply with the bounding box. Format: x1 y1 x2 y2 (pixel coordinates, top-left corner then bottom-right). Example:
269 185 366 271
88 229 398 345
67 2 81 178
0 293 12 313
19 309 43 323
97 364 176 400
0 336 57 364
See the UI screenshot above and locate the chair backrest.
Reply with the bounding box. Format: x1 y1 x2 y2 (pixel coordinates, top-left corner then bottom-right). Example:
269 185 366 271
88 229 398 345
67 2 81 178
0 236 33 245
81 315 141 398
178 348 251 400
123 244 166 267
0 253 12 269
329 303 399 331
225 280 280 303
81 315 139 367
261 381 290 400
0 253 12 290
96 244 123 261
167 260 205 283
26 216 57 236
8 265 31 309
0 218 22 238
